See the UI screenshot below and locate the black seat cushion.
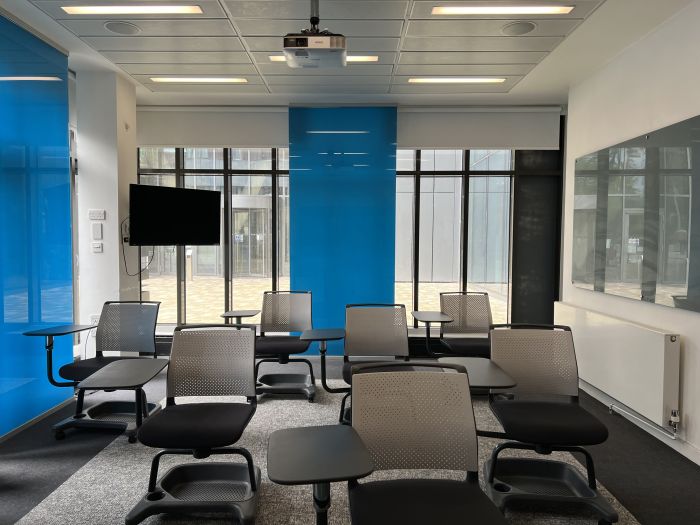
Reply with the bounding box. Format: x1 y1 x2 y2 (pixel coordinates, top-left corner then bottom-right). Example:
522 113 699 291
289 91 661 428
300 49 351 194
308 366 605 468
440 337 490 358
349 478 507 525
491 400 609 446
255 336 310 357
342 361 415 386
138 403 255 449
59 356 139 382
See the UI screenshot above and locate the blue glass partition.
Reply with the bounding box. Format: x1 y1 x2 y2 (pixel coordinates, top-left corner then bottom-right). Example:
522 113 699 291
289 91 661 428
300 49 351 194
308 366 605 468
289 107 397 354
0 16 73 436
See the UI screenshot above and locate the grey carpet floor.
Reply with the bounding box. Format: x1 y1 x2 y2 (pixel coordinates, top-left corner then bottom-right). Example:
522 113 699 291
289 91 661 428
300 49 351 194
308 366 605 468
18 380 638 525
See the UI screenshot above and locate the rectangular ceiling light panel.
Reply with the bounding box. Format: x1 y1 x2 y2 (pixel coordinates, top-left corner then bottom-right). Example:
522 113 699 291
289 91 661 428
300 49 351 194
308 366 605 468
431 5 574 15
61 5 203 15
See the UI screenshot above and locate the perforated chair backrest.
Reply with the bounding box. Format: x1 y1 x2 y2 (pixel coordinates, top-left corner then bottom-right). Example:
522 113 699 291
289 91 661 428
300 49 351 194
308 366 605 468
95 301 159 355
490 325 579 397
440 292 492 336
167 326 256 399
260 291 312 334
352 371 478 472
344 305 409 358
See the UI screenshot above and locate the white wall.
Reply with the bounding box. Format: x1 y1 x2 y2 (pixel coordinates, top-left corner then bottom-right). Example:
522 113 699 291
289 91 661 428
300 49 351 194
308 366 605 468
136 106 562 150
76 72 138 354
564 0 700 463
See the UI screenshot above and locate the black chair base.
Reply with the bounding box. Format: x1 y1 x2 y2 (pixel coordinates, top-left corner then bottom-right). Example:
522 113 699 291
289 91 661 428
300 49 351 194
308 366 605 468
53 400 160 443
483 456 618 524
257 373 316 402
125 462 261 525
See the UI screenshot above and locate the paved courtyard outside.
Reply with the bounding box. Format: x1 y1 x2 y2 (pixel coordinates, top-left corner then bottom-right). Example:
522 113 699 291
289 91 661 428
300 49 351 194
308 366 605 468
141 275 510 325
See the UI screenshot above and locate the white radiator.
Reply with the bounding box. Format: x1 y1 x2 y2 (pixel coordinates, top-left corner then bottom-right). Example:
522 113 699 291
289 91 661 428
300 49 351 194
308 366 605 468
554 302 681 431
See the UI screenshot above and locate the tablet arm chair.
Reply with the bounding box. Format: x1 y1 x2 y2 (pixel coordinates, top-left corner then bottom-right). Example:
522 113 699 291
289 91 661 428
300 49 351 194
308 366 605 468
255 291 315 401
348 366 508 525
337 304 412 422
483 324 618 525
438 291 492 358
125 325 260 525
52 300 160 440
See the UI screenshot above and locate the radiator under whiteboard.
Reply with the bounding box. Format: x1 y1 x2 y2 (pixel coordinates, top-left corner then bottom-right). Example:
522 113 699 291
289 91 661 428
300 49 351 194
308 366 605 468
554 302 680 431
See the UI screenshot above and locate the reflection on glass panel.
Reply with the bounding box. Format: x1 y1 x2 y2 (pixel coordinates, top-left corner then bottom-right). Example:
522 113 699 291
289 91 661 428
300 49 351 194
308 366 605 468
230 148 272 170
395 176 414 322
469 150 513 171
609 147 646 170
573 114 697 312
278 175 290 290
231 175 272 323
278 147 289 171
575 153 598 171
420 150 463 171
184 147 224 170
139 147 176 170
468 176 511 323
184 175 224 323
138 174 177 323
418 176 462 312
396 149 415 171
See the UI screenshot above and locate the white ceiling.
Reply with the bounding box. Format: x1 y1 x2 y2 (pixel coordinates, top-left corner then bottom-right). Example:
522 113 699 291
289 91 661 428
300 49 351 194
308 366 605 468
0 0 695 106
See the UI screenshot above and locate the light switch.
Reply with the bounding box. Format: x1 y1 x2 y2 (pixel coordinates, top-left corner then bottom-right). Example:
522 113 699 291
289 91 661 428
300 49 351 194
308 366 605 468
88 209 106 220
91 242 103 253
91 222 103 240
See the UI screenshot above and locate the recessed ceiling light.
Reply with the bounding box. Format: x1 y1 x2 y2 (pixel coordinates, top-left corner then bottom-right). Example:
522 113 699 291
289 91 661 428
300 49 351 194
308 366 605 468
0 76 62 81
150 77 248 83
61 5 203 15
431 5 574 15
269 55 379 63
501 20 537 36
408 77 506 84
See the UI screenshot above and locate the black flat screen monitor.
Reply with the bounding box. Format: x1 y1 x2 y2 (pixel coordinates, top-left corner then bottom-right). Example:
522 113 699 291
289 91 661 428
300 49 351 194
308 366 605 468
129 184 221 246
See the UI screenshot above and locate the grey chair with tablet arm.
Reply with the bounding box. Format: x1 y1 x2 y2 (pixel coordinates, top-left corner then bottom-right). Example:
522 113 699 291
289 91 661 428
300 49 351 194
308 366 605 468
348 365 508 525
438 291 492 358
125 325 260 525
483 324 618 525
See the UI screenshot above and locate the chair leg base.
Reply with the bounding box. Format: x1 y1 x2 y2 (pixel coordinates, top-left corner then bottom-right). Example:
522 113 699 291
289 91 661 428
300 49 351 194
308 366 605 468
53 400 160 441
483 457 618 523
125 462 261 525
256 373 316 401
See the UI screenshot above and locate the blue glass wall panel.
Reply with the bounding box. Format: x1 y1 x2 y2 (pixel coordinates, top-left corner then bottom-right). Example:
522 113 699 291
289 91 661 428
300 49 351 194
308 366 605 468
290 107 396 354
0 15 73 436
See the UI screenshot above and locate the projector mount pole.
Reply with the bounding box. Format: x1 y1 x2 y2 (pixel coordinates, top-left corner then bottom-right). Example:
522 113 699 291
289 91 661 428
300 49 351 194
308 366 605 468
309 0 320 33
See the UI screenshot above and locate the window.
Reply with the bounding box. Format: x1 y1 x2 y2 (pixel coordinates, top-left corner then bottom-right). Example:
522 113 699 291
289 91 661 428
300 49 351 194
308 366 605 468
137 147 289 325
396 149 514 325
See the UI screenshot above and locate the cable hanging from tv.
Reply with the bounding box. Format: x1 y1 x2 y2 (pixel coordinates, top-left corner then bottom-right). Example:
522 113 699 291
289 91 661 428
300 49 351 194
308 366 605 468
120 217 155 277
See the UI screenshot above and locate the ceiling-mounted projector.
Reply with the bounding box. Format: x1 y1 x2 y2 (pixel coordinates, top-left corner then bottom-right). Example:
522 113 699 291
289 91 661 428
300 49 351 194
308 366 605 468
282 0 347 68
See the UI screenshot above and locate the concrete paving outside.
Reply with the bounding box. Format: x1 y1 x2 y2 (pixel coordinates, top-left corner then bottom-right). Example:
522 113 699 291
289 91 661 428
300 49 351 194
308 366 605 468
141 275 510 325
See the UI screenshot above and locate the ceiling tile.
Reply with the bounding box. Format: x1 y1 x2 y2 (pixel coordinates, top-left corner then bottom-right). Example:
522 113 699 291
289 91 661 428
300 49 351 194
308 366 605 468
410 1 602 19
244 36 399 52
402 36 563 52
395 64 535 76
58 18 235 37
236 19 403 37
82 36 244 52
406 19 579 37
259 64 394 75
120 63 259 75
270 85 390 94
398 51 547 64
103 51 252 64
225 1 408 19
134 74 265 85
265 75 391 86
31 0 227 19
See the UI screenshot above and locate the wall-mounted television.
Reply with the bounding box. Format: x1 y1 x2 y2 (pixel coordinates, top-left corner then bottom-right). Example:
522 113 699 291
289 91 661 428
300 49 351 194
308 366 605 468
129 184 221 246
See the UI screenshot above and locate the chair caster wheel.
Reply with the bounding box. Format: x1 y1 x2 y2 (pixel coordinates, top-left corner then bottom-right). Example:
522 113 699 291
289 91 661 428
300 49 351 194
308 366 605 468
54 430 65 440
128 434 137 444
308 396 315 403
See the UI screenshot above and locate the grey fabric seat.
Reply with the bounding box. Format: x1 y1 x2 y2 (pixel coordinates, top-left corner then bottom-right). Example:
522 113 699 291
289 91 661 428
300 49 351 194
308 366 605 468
438 292 492 357
349 478 507 525
342 360 414 385
349 369 507 525
255 335 310 356
59 355 138 381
